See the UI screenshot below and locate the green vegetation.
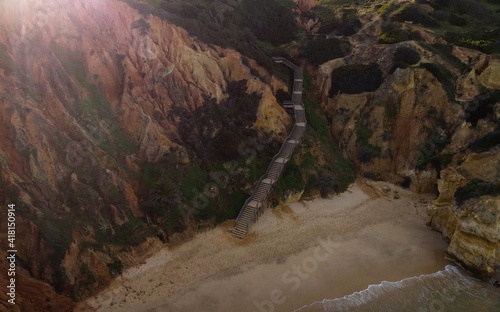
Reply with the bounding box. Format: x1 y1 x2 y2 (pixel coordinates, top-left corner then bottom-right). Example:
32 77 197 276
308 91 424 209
356 124 373 145
465 90 500 125
301 97 355 197
378 1 401 16
306 98 331 139
416 129 451 170
37 215 73 269
381 98 399 132
355 124 382 163
121 0 299 73
141 135 277 232
455 179 500 204
379 27 408 44
391 3 440 27
313 7 361 35
274 158 306 198
0 43 15 74
107 258 124 277
51 42 137 156
299 38 351 66
303 69 313 91
70 265 97 300
131 17 151 36
418 62 456 100
273 96 356 200
453 29 500 54
379 22 423 44
424 0 500 53
418 42 468 72
143 0 162 9
449 13 468 26
238 0 298 45
469 130 500 153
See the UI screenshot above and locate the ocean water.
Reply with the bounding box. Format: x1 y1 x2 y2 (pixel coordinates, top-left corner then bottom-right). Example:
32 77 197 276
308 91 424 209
295 265 500 312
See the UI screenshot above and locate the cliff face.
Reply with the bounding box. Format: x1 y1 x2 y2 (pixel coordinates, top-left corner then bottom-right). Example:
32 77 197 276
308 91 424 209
0 0 290 308
315 23 499 193
296 1 500 278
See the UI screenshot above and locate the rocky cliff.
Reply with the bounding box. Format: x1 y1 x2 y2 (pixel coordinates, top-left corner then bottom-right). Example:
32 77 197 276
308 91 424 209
1 0 499 309
0 0 292 309
293 0 500 279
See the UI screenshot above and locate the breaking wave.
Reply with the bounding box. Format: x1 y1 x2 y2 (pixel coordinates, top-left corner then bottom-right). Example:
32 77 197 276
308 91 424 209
295 265 500 312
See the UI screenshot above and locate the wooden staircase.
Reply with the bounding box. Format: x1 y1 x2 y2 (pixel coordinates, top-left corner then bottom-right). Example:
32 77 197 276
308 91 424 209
231 58 306 239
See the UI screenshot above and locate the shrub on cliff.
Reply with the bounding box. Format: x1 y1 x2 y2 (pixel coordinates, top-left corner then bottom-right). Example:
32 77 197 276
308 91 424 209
429 0 450 9
274 159 306 199
469 130 500 153
464 90 500 126
312 172 340 198
418 62 455 100
315 8 361 36
455 179 500 205
237 0 298 45
448 13 468 27
329 63 384 96
107 258 124 277
299 38 352 66
450 28 500 54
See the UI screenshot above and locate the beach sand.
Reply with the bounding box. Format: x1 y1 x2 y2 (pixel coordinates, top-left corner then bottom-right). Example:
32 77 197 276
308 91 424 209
76 180 451 312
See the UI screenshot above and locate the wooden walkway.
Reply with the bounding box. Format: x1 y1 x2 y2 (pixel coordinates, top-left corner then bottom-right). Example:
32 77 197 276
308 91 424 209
231 57 306 239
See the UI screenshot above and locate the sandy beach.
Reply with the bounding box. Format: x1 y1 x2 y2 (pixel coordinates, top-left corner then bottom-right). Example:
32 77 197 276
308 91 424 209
76 180 451 312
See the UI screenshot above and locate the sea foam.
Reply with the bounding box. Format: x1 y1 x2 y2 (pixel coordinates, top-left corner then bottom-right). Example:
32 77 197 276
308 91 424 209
295 265 500 312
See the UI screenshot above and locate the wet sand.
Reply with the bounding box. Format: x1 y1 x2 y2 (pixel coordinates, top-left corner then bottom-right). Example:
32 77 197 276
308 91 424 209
76 180 451 312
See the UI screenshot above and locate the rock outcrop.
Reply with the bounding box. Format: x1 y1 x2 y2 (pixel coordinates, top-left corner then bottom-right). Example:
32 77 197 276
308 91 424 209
427 168 465 238
427 151 500 278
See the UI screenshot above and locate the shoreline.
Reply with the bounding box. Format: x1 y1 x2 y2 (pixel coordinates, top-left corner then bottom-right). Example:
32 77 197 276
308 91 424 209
76 180 451 312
